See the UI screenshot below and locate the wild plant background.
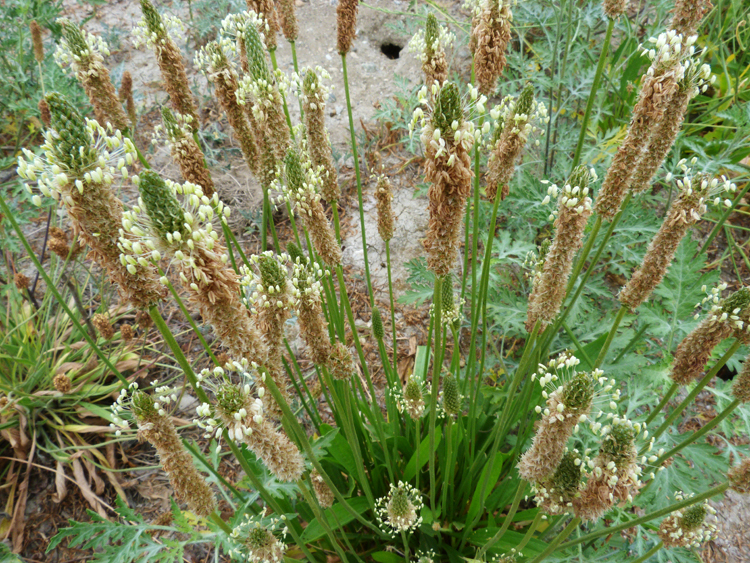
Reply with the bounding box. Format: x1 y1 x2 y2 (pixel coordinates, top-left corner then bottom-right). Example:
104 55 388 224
0 0 749 562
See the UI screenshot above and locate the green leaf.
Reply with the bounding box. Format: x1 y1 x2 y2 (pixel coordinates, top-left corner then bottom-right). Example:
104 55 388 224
403 428 442 481
371 552 404 563
468 528 545 556
464 451 509 525
300 496 370 542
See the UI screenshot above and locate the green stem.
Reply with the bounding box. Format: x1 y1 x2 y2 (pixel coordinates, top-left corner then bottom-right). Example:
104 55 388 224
261 186 269 251
698 179 750 255
289 40 304 119
594 305 627 369
263 370 382 531
158 267 219 366
331 201 342 243
428 275 443 512
571 18 616 169
440 416 453 513
341 53 374 304
645 382 678 425
648 340 742 445
476 480 526 558
148 306 209 404
516 510 545 554
527 517 581 563
268 49 294 134
226 437 319 562
464 190 502 462
655 398 741 466
559 483 729 550
385 240 398 376
631 541 664 563
209 512 232 534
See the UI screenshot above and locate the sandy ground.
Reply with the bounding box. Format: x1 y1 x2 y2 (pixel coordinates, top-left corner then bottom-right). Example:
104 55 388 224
14 0 750 561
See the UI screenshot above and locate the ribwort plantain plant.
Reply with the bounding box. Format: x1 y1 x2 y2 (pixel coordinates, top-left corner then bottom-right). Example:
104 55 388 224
4 0 750 561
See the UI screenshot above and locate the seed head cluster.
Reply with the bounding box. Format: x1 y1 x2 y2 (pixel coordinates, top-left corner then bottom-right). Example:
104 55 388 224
619 167 736 311
485 84 547 201
17 94 165 309
195 362 304 482
415 82 481 276
375 481 424 536
470 0 515 96
526 166 594 332
111 383 217 517
134 0 198 124
657 494 718 548
55 19 129 132
671 285 750 386
408 14 454 87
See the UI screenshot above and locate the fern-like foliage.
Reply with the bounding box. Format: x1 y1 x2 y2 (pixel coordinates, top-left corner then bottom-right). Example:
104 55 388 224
47 497 214 563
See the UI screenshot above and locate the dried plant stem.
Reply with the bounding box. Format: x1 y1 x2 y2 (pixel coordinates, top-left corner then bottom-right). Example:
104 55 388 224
647 339 743 446
559 483 729 550
0 194 128 386
341 53 374 303
571 18 615 169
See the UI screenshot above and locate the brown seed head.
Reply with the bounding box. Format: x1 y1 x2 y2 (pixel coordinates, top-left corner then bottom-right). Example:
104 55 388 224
619 174 713 311
603 0 628 19
329 342 355 380
471 0 513 95
670 0 713 37
246 0 279 50
38 98 51 127
30 20 44 63
119 71 132 102
53 373 72 394
277 0 299 41
48 227 71 258
120 323 135 343
422 82 474 276
13 273 30 291
302 68 340 203
728 457 750 494
337 0 358 55
132 390 217 516
58 19 129 131
92 313 115 340
526 167 592 332
311 469 335 508
732 356 750 403
374 174 395 242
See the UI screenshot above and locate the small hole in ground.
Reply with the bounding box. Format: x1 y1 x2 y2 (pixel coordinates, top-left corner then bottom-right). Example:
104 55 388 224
380 42 402 60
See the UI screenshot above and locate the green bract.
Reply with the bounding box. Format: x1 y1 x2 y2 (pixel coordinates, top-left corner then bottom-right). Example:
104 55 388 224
432 81 463 135
138 171 188 240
